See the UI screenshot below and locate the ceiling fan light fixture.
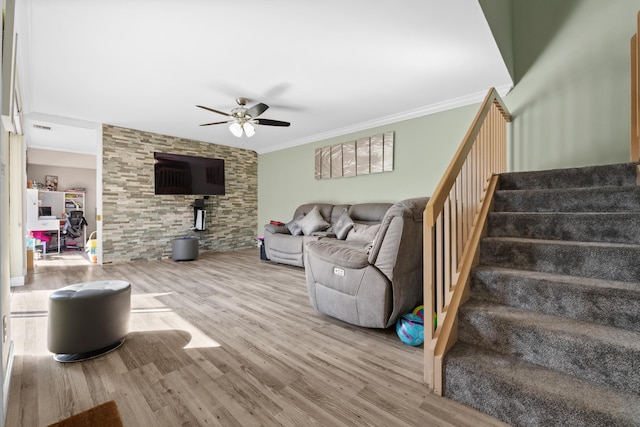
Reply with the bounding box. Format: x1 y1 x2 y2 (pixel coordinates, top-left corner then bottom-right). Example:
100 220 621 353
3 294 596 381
243 122 255 137
198 98 290 138
229 122 243 137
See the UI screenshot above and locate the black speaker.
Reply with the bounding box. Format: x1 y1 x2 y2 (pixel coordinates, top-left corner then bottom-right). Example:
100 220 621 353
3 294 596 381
194 199 205 208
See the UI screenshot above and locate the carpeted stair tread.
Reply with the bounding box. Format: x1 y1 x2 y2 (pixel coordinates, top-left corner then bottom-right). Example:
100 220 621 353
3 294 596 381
487 211 640 244
480 237 640 283
493 186 640 213
498 162 639 190
458 300 640 394
444 162 640 425
444 342 640 427
471 266 640 332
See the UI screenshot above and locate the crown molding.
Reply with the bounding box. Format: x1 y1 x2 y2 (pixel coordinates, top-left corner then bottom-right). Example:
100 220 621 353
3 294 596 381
257 85 512 154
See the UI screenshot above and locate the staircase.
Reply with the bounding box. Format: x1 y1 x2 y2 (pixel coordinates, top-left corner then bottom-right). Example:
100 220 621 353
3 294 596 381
443 162 640 426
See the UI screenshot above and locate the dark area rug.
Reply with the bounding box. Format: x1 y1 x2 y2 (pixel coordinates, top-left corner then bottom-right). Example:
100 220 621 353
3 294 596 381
47 400 123 427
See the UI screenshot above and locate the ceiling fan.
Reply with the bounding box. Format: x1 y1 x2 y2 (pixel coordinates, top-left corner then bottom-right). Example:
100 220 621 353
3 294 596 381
196 97 290 138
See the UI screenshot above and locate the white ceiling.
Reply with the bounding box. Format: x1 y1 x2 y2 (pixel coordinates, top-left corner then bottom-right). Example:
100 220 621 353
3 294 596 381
16 0 512 155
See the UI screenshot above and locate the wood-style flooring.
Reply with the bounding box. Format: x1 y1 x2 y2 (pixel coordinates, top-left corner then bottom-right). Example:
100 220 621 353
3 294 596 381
6 248 507 426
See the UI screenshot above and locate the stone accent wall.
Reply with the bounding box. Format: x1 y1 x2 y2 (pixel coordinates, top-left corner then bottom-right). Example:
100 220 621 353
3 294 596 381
102 124 257 264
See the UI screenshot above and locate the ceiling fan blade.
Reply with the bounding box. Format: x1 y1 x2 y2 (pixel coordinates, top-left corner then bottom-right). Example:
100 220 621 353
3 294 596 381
199 120 231 126
254 118 290 127
245 103 269 118
196 105 231 117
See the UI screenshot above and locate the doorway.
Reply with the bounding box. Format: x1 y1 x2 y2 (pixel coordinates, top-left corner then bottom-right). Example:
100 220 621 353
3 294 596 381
26 149 98 267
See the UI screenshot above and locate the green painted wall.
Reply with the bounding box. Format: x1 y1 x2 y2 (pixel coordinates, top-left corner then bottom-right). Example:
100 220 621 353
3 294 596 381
258 104 477 232
479 0 514 83
506 0 638 171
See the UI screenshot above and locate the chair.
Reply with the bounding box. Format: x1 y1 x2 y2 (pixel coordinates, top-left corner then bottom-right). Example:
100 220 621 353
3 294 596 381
30 231 50 257
62 210 88 249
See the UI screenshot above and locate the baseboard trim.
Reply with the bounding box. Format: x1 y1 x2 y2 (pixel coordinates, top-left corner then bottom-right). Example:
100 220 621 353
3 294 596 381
1 340 14 427
9 277 23 288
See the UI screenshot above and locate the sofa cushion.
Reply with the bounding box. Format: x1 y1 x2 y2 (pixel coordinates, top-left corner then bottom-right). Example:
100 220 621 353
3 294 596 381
349 203 393 224
330 204 351 224
333 209 355 240
346 223 380 243
294 203 335 222
287 213 305 236
298 205 330 236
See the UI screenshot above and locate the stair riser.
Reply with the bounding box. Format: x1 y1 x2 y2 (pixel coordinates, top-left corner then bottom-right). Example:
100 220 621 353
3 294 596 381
480 239 640 283
471 269 640 333
444 356 634 427
488 213 640 244
498 162 639 190
494 187 640 213
458 306 640 395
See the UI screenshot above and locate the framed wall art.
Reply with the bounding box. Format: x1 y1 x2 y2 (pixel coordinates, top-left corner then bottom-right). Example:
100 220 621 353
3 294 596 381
314 131 394 180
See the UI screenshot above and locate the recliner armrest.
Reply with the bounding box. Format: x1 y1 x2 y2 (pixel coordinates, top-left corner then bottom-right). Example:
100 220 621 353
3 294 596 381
305 240 370 269
264 223 289 234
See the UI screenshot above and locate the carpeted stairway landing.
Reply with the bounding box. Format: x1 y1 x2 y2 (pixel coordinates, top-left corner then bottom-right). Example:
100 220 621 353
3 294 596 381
443 162 640 427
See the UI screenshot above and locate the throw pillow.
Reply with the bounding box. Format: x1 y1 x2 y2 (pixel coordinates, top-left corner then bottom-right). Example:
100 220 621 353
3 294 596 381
286 213 305 236
298 205 330 236
333 209 355 240
346 223 381 243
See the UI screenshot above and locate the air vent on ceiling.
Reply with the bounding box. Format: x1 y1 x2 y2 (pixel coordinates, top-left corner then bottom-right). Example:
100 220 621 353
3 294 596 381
32 124 51 130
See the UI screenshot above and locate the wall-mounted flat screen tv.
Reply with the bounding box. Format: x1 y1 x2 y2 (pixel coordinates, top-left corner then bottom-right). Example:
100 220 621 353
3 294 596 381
154 152 225 195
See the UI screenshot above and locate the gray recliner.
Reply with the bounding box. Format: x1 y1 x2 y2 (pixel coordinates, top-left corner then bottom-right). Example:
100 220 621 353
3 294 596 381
303 197 429 328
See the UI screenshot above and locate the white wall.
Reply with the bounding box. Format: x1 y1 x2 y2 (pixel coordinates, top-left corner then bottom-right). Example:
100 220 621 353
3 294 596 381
0 128 10 427
9 134 24 286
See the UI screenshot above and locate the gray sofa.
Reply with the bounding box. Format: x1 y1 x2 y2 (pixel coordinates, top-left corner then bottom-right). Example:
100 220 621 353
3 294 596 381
264 197 429 328
263 202 392 267
304 197 429 328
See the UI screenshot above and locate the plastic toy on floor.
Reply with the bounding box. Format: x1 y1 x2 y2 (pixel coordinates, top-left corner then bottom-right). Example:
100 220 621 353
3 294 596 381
396 311 425 346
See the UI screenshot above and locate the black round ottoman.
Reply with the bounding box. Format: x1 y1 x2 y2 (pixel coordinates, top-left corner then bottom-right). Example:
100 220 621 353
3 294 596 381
47 280 131 362
172 237 199 261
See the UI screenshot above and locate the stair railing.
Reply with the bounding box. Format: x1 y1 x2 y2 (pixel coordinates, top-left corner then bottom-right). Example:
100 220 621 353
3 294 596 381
631 11 640 162
424 88 511 395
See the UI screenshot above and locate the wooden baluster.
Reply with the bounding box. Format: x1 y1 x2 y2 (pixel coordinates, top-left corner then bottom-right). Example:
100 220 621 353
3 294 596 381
632 16 640 161
423 88 511 394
